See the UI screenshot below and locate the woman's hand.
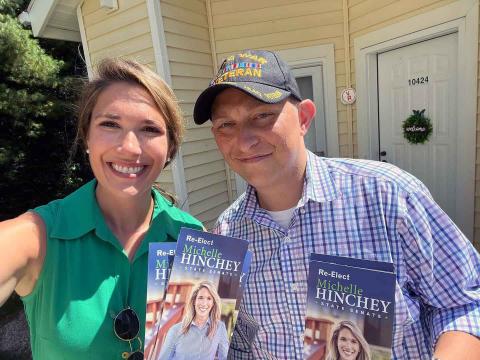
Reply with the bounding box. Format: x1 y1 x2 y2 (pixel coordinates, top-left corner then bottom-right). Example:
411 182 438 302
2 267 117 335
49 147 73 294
0 212 46 306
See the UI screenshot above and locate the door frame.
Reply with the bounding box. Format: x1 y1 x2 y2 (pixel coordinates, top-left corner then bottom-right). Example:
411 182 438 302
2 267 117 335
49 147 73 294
277 44 339 158
354 0 478 239
291 65 327 156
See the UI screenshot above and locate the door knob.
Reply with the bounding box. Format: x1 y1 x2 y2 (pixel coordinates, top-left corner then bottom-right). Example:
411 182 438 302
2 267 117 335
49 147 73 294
380 150 387 156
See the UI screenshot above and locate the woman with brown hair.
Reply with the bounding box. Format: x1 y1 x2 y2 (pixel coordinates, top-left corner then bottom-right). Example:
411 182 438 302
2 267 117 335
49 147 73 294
0 58 202 359
326 320 371 360
159 281 229 360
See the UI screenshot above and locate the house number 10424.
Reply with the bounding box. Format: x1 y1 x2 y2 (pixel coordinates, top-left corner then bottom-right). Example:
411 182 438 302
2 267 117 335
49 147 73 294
408 76 429 86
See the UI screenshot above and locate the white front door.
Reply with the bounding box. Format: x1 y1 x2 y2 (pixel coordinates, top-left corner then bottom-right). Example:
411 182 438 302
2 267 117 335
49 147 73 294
378 33 459 225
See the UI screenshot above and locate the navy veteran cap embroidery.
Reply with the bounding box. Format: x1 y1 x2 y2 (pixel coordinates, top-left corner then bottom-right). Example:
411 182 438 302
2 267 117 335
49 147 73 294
193 49 302 124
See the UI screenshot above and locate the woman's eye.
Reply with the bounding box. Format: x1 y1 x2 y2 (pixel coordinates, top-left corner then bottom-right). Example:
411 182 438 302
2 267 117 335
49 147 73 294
99 120 119 128
142 126 162 134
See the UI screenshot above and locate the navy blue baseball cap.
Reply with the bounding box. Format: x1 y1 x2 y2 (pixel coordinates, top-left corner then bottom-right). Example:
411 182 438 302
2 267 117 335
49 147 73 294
193 49 302 124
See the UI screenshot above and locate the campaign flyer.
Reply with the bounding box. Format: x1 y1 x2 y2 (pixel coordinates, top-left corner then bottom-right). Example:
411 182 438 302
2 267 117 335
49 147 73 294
148 228 250 360
304 254 395 360
144 242 176 359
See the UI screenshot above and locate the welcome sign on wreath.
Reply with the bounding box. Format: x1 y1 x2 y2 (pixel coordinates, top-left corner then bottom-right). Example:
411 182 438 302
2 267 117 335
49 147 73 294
402 109 433 144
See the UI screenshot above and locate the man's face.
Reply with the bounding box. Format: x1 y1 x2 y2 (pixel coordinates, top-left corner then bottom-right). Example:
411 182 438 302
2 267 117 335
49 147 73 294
211 88 314 193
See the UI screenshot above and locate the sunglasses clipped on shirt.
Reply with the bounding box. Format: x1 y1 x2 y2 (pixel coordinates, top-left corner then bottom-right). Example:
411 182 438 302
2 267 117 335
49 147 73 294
114 307 144 360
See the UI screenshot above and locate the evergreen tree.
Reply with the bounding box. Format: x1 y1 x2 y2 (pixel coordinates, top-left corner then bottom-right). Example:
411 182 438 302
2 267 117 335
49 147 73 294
0 0 91 220
0 1 90 358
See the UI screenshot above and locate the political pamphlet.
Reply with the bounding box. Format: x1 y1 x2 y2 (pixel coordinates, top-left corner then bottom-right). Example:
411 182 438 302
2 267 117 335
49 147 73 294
304 254 395 360
144 242 176 359
145 228 250 360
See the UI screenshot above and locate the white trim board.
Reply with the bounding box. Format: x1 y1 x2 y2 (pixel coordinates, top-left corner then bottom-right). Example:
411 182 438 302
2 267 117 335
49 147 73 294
28 0 81 41
354 0 478 240
147 0 190 211
76 2 93 79
28 0 55 37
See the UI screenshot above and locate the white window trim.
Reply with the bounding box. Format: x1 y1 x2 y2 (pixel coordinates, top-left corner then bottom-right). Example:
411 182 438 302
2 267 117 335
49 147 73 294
146 0 189 211
354 0 478 240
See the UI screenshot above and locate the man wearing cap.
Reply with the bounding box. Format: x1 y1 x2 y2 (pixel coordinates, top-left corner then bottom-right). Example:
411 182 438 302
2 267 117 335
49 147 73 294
193 50 480 359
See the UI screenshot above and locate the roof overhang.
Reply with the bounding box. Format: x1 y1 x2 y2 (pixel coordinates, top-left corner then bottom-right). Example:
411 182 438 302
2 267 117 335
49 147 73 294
22 0 81 42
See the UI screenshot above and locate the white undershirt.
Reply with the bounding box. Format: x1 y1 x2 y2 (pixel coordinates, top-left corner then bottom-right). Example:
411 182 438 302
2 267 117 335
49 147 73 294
266 207 296 228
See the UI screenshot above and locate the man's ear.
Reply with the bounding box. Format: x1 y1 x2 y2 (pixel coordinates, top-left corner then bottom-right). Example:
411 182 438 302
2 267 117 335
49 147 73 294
297 99 316 136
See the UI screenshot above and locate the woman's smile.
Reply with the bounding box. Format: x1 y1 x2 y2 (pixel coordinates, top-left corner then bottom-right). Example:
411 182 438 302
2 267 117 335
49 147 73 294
87 82 169 198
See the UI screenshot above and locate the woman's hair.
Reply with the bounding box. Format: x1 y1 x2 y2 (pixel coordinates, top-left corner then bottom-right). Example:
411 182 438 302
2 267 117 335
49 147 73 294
181 281 222 339
326 320 371 360
75 58 184 167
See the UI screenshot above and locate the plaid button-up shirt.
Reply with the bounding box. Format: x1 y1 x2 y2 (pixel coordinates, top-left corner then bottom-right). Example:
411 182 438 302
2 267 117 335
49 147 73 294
214 151 480 359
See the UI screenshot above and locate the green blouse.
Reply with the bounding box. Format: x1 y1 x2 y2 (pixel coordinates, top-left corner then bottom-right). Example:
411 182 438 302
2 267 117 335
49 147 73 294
22 180 202 359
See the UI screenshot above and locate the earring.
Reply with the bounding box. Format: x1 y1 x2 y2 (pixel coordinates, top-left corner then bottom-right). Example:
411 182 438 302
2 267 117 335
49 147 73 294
86 149 90 154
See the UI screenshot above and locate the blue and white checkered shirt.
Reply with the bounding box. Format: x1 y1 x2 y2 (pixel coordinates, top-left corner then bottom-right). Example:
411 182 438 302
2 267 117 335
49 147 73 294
213 151 480 359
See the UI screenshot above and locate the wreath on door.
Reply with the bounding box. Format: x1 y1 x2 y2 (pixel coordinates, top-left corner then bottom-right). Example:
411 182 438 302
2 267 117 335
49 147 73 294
402 109 433 144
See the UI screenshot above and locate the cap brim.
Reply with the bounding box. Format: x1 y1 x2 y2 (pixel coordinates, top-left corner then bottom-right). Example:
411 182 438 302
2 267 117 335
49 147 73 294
193 82 292 125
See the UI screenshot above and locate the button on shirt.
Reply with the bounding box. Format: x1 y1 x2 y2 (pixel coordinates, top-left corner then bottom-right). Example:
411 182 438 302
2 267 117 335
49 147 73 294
213 151 480 359
159 319 229 360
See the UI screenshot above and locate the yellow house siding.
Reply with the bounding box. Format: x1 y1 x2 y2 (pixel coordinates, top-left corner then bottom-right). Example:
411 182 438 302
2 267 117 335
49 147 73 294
79 0 175 192
80 0 155 66
161 0 230 229
349 0 458 35
211 0 342 27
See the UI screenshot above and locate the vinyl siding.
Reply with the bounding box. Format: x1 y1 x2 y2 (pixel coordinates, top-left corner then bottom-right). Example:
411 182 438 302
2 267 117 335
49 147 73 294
81 0 156 66
161 0 231 229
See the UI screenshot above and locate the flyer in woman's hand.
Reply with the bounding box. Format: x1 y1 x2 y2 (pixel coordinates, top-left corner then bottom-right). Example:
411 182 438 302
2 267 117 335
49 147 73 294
304 254 395 360
145 228 250 360
144 242 176 359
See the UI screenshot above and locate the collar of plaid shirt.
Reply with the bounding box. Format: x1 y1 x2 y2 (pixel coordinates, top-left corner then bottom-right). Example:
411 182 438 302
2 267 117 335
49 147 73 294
236 150 342 223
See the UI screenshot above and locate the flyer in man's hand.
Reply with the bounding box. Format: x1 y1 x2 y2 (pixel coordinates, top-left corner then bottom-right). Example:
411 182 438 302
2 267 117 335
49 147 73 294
304 254 395 360
145 228 250 360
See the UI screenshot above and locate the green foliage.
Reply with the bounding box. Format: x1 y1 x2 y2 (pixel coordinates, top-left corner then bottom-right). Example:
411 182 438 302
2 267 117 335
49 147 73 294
0 2 91 220
0 14 62 87
0 0 25 16
402 109 433 145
